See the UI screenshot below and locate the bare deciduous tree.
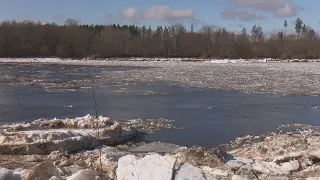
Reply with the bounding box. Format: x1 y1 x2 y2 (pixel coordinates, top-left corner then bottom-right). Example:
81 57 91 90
0 18 319 59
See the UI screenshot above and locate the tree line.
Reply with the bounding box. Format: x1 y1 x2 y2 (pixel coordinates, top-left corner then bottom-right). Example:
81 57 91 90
0 18 319 59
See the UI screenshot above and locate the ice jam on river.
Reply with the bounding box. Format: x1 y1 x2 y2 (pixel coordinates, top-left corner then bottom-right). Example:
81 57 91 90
0 58 320 179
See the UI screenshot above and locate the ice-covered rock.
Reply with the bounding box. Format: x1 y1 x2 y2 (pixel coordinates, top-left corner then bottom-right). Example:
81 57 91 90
120 118 183 133
235 165 258 180
0 124 136 154
234 157 254 164
116 153 176 180
22 162 62 180
210 168 230 176
36 114 112 129
281 160 300 174
232 175 246 180
272 152 305 164
174 163 206 180
226 160 246 170
201 166 231 177
0 168 21 180
60 165 85 176
129 142 181 153
172 146 226 168
206 59 232 63
48 151 64 160
49 176 65 180
252 161 287 175
96 149 132 179
0 122 32 131
67 169 106 180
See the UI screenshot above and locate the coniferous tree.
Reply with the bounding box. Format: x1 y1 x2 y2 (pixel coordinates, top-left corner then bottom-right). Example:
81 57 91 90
295 18 303 34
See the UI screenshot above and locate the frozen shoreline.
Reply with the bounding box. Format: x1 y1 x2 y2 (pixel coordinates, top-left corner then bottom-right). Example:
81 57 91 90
0 115 320 179
0 57 320 63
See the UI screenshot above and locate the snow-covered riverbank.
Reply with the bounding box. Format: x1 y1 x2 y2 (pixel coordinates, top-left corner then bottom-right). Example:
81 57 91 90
1 116 320 179
0 57 320 63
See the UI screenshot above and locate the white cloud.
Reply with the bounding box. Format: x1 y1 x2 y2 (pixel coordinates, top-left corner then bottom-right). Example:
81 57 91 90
53 14 66 23
120 5 195 21
231 0 297 17
221 9 265 21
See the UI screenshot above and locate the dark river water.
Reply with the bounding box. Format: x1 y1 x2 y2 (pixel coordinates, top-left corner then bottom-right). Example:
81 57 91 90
1 64 320 147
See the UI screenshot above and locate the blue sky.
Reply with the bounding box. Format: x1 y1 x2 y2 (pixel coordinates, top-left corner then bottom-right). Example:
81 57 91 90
0 0 319 33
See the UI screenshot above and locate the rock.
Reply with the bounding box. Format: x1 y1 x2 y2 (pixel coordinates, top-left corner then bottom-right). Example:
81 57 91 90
13 125 24 131
85 158 92 167
129 142 181 154
300 156 314 169
116 153 176 180
59 160 71 167
252 161 286 175
234 157 254 164
258 174 291 180
232 175 246 180
235 165 258 180
97 151 131 180
49 176 65 180
101 149 131 162
211 168 230 177
22 162 62 180
295 165 320 177
48 151 62 160
172 146 226 168
67 169 106 180
272 152 305 164
0 168 21 180
226 160 246 170
281 160 300 174
23 155 43 162
175 163 205 180
201 166 231 177
60 165 85 176
202 173 215 180
49 120 64 128
98 158 117 179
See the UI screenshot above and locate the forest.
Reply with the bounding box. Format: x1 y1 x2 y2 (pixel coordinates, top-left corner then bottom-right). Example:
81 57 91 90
0 18 318 59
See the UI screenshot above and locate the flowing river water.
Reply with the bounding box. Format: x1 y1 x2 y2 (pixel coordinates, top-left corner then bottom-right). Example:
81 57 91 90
1 61 320 147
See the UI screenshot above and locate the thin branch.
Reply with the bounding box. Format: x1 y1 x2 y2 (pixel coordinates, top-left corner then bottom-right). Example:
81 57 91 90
91 86 103 179
92 86 98 118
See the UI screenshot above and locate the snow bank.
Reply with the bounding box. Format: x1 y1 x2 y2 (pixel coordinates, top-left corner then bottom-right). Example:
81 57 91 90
0 115 136 155
34 114 112 129
0 114 183 155
1 123 320 179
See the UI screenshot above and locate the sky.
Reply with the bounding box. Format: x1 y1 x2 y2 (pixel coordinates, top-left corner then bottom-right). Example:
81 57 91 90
0 0 319 33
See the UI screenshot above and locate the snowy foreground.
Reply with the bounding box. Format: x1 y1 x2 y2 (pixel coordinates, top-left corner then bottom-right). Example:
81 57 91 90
0 115 320 179
1 57 320 95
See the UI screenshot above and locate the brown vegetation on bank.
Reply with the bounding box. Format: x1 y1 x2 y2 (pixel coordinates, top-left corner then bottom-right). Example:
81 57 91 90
0 18 318 59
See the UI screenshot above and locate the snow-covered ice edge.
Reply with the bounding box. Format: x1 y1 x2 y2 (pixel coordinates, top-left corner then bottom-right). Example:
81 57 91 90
0 57 320 64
